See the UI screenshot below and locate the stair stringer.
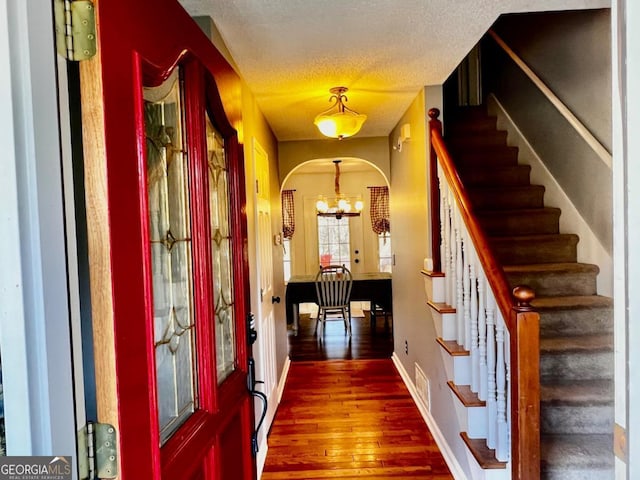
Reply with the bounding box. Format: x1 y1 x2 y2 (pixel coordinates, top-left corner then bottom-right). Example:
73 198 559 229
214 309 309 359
486 94 612 296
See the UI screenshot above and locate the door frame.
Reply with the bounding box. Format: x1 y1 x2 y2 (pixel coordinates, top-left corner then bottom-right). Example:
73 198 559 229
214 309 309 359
249 137 279 474
0 0 77 462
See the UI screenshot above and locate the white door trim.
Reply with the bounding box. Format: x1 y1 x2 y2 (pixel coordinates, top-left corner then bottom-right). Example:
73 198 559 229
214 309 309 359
0 0 77 467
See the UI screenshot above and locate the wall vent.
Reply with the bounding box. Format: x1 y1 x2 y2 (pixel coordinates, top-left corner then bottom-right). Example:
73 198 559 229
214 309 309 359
415 363 430 411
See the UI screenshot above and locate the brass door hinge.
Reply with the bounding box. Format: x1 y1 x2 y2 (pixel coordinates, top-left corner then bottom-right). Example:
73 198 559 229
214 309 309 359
77 422 118 479
54 0 97 61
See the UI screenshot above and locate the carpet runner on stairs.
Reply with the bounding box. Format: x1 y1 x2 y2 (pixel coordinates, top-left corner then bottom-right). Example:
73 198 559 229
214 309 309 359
446 106 614 480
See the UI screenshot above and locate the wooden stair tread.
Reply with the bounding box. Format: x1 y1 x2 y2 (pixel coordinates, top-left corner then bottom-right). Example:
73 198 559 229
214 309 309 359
460 432 507 469
420 269 445 278
436 337 469 356
427 300 455 314
447 381 485 407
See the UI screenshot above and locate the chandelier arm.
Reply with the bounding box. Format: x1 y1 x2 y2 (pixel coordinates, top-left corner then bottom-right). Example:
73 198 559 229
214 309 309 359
316 96 338 116
334 160 341 195
339 101 360 115
336 93 346 113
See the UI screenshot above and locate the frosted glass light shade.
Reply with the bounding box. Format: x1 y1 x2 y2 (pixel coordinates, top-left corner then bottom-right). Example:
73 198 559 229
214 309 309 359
314 111 367 139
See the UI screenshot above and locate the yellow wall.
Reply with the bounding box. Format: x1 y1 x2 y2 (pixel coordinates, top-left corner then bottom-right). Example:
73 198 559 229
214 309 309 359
195 16 288 377
240 84 290 378
279 137 390 183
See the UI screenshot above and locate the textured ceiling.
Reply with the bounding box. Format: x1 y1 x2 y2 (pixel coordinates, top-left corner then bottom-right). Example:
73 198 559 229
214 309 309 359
179 0 609 142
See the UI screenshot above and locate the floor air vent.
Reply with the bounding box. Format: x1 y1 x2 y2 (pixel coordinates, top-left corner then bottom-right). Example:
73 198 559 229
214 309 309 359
415 363 430 411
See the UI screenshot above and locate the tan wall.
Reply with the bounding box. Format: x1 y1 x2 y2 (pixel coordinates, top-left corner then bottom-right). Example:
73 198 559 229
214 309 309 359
389 87 430 362
279 137 390 183
389 86 473 476
195 16 289 380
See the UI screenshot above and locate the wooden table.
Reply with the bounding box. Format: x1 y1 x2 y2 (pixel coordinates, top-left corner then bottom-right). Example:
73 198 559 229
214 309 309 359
285 272 392 333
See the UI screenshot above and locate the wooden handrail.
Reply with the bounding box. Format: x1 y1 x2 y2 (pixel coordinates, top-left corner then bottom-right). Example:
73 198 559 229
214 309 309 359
488 29 612 170
428 108 540 479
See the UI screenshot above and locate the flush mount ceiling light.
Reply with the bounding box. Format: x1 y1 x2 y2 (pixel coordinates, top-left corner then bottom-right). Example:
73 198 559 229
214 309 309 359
314 87 367 140
316 160 363 219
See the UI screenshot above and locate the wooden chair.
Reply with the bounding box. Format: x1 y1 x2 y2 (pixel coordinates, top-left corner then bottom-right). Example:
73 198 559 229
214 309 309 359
314 265 353 335
370 303 392 334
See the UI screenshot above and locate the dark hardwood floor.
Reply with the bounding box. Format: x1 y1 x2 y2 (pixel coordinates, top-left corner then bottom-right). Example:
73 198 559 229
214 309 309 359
262 359 454 479
287 310 394 361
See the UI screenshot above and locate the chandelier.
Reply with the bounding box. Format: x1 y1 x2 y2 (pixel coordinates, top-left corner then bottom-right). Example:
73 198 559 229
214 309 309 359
316 160 363 219
314 87 367 140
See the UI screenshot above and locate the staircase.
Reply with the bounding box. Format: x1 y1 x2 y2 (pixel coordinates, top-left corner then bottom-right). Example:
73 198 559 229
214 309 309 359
445 106 614 479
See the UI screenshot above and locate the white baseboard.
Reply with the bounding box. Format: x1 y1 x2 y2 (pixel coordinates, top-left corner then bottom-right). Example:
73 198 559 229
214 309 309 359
277 356 291 404
391 352 467 480
257 356 291 479
256 437 269 478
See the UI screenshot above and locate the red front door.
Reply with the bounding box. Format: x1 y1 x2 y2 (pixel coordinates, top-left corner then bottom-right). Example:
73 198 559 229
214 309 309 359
78 1 255 478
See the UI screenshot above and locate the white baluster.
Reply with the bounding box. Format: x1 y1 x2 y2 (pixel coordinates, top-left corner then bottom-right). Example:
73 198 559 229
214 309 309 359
496 316 509 462
486 291 497 450
469 248 479 393
505 329 512 462
441 177 452 305
455 209 464 346
438 170 446 276
437 169 513 463
462 230 471 351
478 271 488 402
448 190 456 310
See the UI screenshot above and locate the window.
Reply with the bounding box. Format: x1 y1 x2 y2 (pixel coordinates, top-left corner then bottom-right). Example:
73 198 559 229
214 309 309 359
317 216 351 270
283 238 292 282
378 233 392 273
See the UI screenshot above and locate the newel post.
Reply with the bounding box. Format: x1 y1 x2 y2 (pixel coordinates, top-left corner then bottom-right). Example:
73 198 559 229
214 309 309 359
510 285 540 479
428 108 442 272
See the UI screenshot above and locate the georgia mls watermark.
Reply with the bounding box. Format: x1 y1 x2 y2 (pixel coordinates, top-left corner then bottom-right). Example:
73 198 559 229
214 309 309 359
0 457 71 480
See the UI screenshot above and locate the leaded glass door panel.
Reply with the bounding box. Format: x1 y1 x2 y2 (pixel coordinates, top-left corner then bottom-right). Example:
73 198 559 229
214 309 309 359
144 69 198 443
206 119 236 384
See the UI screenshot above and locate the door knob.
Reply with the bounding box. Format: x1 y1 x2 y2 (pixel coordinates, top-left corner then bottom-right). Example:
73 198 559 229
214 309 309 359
272 296 281 304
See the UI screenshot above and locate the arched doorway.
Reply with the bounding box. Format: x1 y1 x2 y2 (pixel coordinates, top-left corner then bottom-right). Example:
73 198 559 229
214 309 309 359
281 157 390 278
281 157 393 361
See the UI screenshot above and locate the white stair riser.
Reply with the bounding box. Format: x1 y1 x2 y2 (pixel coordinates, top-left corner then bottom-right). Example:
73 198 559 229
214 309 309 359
424 275 446 303
438 346 471 386
453 356 471 385
442 313 456 340
466 449 510 480
431 311 457 341
452 391 487 438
